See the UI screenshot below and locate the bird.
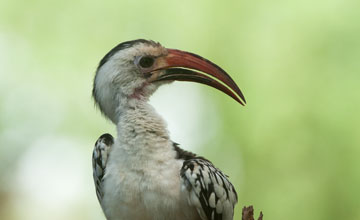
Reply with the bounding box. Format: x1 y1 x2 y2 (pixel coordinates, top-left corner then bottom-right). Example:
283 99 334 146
92 39 246 220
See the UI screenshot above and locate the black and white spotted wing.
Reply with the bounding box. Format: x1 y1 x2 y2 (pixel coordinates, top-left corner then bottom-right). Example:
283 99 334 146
176 145 238 220
92 133 114 202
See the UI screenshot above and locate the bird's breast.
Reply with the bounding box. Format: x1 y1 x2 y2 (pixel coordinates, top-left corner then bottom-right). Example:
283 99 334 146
100 141 197 220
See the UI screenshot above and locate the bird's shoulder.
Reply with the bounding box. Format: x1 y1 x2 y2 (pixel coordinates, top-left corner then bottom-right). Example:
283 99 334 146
92 133 114 202
173 143 238 220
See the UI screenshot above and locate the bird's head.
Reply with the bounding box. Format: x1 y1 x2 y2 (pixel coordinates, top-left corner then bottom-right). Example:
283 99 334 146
93 39 245 123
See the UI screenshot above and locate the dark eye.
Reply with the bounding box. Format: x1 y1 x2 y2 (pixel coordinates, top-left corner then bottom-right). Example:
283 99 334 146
139 56 155 68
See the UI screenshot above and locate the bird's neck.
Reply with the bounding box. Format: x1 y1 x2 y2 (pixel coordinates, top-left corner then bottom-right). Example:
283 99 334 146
115 98 172 155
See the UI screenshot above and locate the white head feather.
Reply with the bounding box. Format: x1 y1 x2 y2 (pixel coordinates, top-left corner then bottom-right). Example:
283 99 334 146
93 40 168 123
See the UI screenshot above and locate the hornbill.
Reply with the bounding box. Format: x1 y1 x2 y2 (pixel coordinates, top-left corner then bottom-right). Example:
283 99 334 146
92 39 246 220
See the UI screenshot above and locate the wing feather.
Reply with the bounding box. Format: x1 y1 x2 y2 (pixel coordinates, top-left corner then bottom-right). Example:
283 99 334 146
92 133 114 202
180 158 238 220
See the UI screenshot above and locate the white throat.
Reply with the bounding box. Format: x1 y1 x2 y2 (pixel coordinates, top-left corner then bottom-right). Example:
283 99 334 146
116 98 171 156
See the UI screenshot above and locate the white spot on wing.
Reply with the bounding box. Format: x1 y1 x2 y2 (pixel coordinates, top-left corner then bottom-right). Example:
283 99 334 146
209 192 216 208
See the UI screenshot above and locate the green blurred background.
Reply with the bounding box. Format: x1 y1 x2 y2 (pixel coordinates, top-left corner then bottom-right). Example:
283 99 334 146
1 0 359 219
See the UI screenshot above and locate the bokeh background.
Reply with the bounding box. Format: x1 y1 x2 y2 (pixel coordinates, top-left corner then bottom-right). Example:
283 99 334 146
1 0 359 219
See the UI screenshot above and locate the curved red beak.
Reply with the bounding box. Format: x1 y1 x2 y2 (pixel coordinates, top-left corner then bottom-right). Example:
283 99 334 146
149 49 246 105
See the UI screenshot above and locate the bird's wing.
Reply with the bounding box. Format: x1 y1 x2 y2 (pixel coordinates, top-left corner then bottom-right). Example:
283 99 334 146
92 133 114 202
179 147 238 220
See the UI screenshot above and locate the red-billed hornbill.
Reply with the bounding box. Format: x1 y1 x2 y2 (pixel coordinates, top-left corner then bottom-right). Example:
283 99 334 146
92 39 246 220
